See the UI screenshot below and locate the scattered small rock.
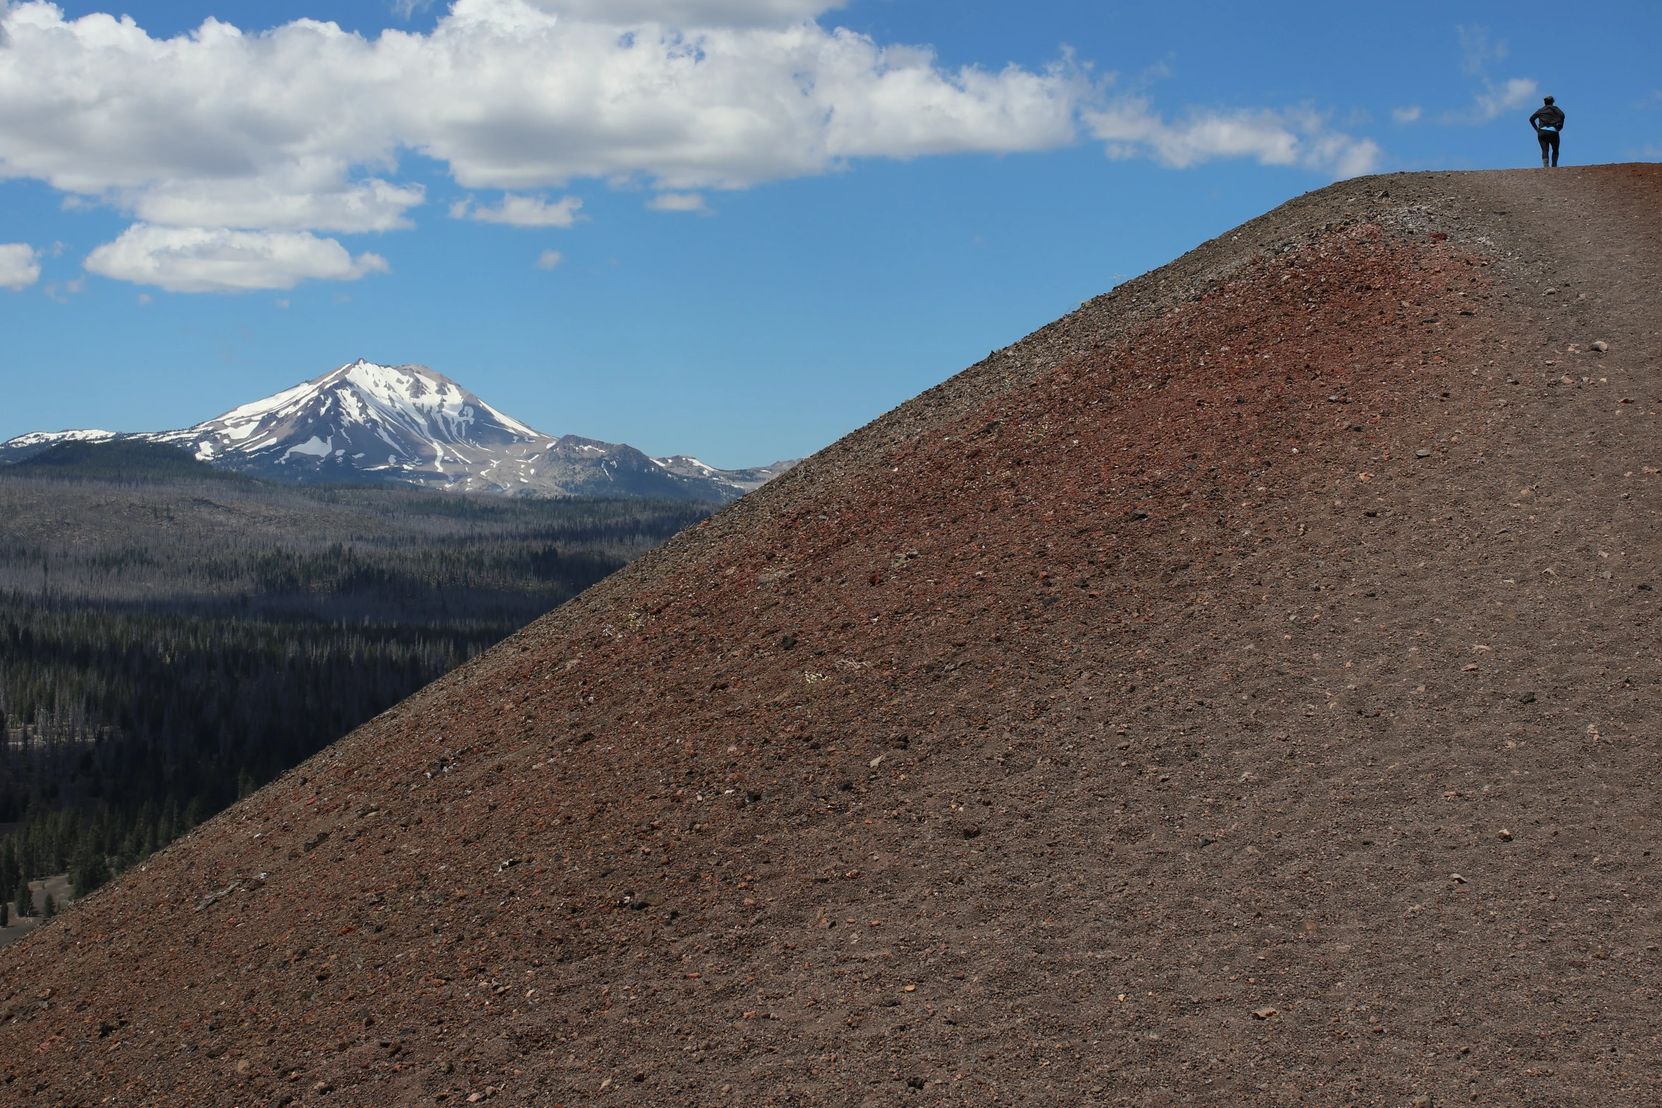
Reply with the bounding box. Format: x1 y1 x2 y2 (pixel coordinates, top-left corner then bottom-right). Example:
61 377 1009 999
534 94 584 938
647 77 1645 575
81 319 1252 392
1591 340 1609 353
1498 829 1513 842
1415 448 1432 458
1252 1006 1278 1020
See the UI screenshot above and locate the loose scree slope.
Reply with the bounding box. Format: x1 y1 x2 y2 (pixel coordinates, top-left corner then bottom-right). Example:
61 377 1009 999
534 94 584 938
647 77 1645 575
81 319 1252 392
0 165 1658 1105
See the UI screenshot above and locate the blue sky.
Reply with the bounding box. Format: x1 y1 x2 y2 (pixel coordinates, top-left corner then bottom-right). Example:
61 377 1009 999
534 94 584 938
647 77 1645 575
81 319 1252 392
1 0 1657 466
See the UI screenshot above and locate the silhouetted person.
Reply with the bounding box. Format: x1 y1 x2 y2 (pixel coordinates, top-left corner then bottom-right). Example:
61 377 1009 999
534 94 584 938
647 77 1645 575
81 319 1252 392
1530 96 1565 168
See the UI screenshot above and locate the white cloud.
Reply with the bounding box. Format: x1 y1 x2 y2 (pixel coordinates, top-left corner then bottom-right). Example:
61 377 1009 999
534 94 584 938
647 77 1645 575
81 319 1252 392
1085 99 1381 179
398 11 1084 191
535 248 563 269
0 244 42 290
0 2 1081 228
130 173 425 232
84 225 389 293
647 191 711 213
1445 26 1537 125
451 194 584 227
820 49 1082 161
522 0 842 26
1469 77 1540 123
0 1 1385 292
1392 105 1422 124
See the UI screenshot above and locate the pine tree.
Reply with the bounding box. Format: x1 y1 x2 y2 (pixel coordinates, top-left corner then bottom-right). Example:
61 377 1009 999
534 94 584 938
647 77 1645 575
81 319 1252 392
70 843 110 898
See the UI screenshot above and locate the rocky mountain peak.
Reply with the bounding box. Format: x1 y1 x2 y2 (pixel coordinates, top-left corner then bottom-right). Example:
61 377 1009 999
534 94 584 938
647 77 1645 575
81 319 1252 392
2 361 793 502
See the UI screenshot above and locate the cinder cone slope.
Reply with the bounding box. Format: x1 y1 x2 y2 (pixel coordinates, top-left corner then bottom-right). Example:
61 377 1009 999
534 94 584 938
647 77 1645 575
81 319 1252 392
2 165 1659 1106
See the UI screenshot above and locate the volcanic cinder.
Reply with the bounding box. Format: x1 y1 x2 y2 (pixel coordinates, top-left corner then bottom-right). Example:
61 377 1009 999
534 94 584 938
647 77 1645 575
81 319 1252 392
1 165 1659 1106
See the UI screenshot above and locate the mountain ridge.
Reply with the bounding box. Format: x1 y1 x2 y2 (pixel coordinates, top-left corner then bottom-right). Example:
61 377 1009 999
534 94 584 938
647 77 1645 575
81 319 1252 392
1 359 795 502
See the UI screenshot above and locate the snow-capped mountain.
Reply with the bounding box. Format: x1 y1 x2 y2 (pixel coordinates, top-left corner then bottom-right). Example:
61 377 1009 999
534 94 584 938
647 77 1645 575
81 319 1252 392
1 360 795 502
153 360 542 471
1 428 119 449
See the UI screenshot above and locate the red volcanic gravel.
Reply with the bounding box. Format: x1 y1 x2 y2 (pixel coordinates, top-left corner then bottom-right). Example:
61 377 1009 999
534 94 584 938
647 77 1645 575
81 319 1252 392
2 165 1660 1106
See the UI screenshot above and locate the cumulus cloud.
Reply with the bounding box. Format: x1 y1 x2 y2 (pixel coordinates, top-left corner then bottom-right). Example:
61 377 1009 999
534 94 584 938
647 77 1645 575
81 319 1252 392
0 0 1086 290
535 249 564 269
1085 99 1381 179
398 11 1084 191
0 1 1387 291
821 49 1081 161
451 194 584 227
84 225 389 293
1392 105 1422 124
0 244 42 290
0 2 1078 201
647 191 711 213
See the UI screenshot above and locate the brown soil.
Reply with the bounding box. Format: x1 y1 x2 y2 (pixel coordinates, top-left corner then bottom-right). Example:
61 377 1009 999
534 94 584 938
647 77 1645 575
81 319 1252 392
1 165 1659 1106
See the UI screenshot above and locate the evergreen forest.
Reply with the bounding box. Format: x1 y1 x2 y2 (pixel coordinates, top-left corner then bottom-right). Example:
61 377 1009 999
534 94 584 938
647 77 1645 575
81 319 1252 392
0 449 709 915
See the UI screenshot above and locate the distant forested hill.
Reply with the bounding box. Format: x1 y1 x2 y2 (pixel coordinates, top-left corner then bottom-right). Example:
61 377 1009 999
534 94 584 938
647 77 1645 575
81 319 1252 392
0 451 710 912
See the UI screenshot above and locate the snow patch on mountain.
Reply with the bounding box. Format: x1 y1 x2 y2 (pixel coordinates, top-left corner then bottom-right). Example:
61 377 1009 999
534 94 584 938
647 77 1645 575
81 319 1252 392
4 428 119 449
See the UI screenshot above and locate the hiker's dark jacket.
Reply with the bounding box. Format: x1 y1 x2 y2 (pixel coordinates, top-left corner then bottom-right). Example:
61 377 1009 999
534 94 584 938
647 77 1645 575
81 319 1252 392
1530 105 1566 130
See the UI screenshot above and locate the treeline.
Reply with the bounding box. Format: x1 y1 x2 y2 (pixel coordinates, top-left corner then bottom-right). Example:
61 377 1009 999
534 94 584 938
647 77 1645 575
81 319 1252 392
0 608 490 895
0 468 711 904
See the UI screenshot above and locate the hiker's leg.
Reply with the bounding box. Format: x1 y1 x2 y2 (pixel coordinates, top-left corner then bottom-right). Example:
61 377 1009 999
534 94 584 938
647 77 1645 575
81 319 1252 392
1550 133 1560 167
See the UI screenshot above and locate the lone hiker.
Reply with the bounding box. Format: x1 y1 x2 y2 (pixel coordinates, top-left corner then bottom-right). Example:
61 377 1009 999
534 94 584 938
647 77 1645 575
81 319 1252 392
1530 96 1565 168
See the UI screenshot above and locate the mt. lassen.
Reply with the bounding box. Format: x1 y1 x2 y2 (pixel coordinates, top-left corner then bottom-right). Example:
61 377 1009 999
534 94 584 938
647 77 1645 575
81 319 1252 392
0 360 792 502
